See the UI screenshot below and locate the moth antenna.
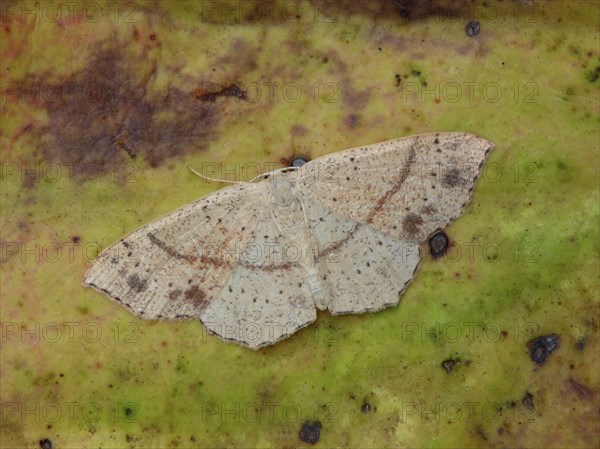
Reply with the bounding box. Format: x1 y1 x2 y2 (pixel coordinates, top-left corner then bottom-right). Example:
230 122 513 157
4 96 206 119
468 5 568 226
188 165 241 184
248 166 300 183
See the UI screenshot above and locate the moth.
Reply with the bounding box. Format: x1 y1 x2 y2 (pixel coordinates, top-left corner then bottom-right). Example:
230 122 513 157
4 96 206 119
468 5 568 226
83 132 494 349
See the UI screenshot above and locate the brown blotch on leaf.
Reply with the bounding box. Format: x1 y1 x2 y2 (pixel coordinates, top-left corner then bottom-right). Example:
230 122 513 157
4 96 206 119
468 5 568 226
402 212 424 237
26 46 221 185
568 377 594 400
195 84 248 102
127 274 148 293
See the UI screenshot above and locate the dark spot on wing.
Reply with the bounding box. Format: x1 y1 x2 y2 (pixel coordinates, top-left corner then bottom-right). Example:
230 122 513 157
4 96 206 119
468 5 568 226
420 204 437 215
429 230 449 258
184 285 208 308
169 289 182 300
299 421 321 444
127 274 148 293
402 213 424 238
528 334 560 365
442 167 463 187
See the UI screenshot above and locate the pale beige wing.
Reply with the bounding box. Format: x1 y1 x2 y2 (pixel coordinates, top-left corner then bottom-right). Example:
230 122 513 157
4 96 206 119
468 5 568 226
198 212 317 349
84 180 318 349
293 132 494 314
83 181 268 320
297 195 421 315
295 132 494 242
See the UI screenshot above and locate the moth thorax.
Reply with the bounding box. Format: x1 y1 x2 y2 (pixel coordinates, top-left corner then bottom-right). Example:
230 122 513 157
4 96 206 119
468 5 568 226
269 176 297 208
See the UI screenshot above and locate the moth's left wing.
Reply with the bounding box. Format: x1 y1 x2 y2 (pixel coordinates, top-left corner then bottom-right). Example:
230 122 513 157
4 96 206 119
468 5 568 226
83 182 268 320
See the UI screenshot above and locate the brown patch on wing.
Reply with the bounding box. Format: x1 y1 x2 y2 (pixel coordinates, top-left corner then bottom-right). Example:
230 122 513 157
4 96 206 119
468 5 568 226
184 285 208 309
127 274 148 293
441 167 463 188
402 213 424 238
169 289 182 300
420 204 437 215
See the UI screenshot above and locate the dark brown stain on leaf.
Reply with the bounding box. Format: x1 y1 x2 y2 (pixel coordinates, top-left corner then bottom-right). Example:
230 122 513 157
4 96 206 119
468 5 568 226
568 377 594 400
127 274 148 293
309 0 464 20
195 84 248 102
27 46 223 184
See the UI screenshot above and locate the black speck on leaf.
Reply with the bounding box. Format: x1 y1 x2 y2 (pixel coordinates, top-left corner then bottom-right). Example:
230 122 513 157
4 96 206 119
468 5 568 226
465 20 481 37
299 421 321 444
39 439 52 449
290 155 310 168
429 230 449 258
528 334 560 365
586 66 600 83
441 358 457 373
522 391 534 410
